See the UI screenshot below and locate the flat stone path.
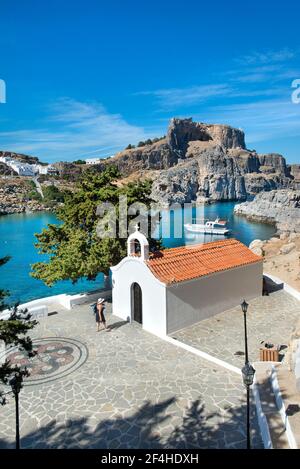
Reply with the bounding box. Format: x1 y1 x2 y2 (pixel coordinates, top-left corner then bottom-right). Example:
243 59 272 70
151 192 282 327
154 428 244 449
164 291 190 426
173 291 300 368
0 303 262 449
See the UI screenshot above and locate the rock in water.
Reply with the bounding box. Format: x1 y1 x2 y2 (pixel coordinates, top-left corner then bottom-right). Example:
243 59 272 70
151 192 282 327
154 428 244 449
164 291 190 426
234 189 300 234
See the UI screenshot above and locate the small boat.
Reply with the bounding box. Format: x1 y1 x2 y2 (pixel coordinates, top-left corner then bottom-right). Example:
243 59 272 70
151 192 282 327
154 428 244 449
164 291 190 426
184 218 230 235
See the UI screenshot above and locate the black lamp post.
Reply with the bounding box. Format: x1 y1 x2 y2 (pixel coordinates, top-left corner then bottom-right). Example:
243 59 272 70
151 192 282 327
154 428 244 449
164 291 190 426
9 374 23 450
241 300 249 363
240 300 256 449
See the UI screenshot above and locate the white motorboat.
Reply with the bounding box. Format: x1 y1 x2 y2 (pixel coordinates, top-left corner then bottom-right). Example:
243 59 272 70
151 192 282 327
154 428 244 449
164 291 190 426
184 218 230 235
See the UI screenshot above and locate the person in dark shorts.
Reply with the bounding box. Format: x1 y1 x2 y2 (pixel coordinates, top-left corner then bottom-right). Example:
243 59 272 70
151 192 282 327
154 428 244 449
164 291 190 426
95 298 108 332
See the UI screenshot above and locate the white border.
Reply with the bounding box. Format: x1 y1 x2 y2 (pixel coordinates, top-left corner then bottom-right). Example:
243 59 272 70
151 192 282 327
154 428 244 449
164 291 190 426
270 365 298 449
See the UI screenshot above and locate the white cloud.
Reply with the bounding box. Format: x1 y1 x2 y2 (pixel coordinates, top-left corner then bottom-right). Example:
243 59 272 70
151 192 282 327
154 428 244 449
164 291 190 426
227 64 300 85
1 49 298 162
0 99 161 162
136 81 286 111
135 48 300 147
135 84 232 109
135 50 298 111
237 48 295 65
197 98 300 145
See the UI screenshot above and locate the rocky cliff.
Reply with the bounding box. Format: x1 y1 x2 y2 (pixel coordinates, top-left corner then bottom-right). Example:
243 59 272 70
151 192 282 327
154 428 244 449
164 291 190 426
234 189 300 234
167 118 246 155
110 139 176 176
0 161 17 176
51 161 86 181
289 164 300 180
288 164 300 190
1 118 297 206
0 179 50 215
107 118 293 205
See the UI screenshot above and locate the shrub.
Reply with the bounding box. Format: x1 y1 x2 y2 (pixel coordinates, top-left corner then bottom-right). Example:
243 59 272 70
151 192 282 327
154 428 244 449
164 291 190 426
73 159 86 165
43 185 65 203
27 190 42 201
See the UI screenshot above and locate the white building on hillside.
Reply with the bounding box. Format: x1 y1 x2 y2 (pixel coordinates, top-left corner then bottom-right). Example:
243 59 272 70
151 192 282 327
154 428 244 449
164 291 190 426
0 156 11 164
0 156 36 176
86 155 114 164
31 164 45 175
32 164 57 175
111 227 263 337
0 156 57 177
9 161 35 176
86 158 102 165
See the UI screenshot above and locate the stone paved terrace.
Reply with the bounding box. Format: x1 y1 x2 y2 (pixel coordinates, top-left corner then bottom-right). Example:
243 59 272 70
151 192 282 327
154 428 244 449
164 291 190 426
173 290 300 368
0 302 262 449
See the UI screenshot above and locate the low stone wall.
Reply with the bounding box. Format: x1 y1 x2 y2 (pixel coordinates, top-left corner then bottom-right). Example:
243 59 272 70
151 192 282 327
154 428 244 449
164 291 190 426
285 319 300 393
0 289 112 320
270 366 298 449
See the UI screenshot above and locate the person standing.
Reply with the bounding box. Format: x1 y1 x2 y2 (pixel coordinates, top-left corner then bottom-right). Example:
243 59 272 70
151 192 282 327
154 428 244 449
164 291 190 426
96 298 108 331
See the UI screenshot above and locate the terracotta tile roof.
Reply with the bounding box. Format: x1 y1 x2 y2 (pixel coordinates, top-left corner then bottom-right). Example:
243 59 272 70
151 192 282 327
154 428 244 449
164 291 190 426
146 238 262 285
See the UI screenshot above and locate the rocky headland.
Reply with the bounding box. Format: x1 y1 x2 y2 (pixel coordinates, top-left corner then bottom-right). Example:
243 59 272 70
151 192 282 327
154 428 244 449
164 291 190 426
234 189 300 235
242 189 300 291
106 118 295 205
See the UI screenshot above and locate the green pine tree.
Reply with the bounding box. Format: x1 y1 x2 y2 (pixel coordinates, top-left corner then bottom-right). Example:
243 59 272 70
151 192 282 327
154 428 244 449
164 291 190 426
31 165 162 286
0 257 37 405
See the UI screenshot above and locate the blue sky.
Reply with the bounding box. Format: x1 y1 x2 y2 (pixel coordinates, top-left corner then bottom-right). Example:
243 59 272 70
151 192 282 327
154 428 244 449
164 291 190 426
0 0 300 163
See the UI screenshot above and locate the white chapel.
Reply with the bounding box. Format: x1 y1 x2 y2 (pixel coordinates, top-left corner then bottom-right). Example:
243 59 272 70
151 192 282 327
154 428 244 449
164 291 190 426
110 226 263 337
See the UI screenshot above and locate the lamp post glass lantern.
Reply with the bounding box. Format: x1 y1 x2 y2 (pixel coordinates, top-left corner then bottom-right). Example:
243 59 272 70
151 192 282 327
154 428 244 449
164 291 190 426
242 362 256 387
241 299 249 363
9 375 22 395
240 300 256 449
241 300 249 314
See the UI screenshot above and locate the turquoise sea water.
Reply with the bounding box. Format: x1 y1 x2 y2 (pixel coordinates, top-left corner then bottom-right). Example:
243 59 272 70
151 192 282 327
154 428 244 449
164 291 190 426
0 211 106 304
0 203 275 304
157 202 276 249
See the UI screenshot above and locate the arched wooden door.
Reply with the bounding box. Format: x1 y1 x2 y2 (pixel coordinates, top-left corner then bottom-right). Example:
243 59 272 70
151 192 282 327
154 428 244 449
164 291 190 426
131 282 143 324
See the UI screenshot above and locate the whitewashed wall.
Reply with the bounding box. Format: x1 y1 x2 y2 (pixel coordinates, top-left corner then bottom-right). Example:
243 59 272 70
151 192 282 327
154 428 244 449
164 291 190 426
111 258 167 336
166 262 263 334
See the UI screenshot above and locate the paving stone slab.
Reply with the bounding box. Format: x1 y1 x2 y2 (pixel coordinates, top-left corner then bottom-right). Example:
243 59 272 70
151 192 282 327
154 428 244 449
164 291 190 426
0 302 263 449
173 291 300 368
